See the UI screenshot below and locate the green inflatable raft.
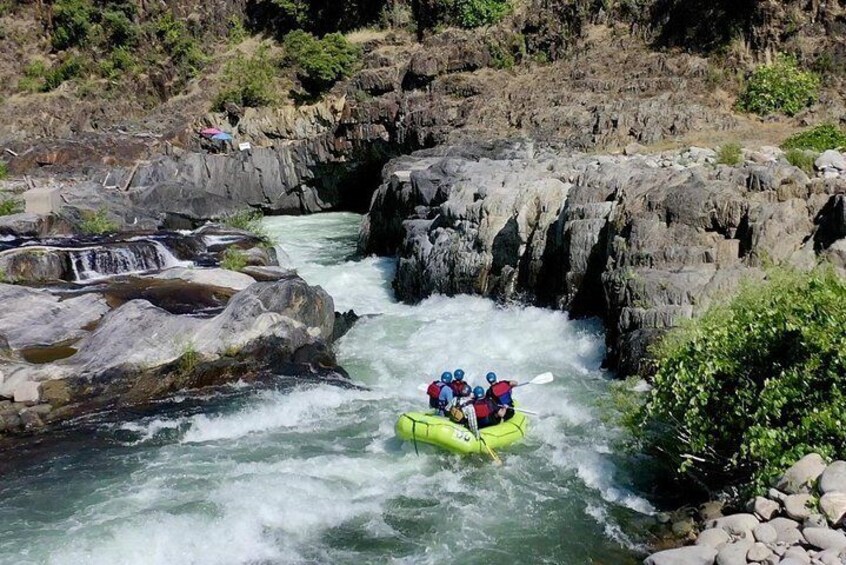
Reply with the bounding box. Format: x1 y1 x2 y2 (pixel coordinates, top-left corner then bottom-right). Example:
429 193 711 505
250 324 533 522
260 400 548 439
395 410 528 454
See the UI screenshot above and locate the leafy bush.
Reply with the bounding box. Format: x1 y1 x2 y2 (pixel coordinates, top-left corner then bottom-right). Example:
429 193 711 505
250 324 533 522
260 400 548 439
79 208 118 234
630 267 846 494
227 15 248 44
220 248 248 272
0 196 22 216
737 55 820 117
43 55 84 91
221 210 271 245
99 46 138 80
717 142 743 166
782 124 846 152
154 13 205 79
102 8 138 47
452 0 511 28
283 30 361 95
785 148 817 174
51 0 93 50
215 47 278 109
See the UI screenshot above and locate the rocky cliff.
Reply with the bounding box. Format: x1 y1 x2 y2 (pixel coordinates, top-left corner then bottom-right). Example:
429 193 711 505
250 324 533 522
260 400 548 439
360 141 846 374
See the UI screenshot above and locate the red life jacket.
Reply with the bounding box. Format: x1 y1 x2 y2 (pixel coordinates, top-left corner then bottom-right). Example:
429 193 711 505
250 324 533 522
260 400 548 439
450 381 468 397
472 398 494 420
489 381 514 405
427 381 444 400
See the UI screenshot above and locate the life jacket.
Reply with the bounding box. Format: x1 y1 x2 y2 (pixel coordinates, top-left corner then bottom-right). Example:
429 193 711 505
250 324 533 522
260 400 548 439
450 380 469 397
487 381 514 406
472 398 494 420
427 381 447 409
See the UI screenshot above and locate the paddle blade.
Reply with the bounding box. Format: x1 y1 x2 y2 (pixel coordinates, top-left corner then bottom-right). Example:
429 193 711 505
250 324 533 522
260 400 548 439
528 372 554 385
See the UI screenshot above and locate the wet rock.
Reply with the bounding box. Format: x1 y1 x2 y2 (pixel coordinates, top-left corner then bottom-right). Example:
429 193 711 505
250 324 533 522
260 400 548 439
802 527 846 551
784 494 815 521
776 454 827 494
747 542 773 562
696 528 730 548
716 540 753 565
0 284 109 352
0 213 52 237
644 545 718 565
753 523 778 544
19 408 44 430
241 266 296 282
750 496 781 521
819 461 846 494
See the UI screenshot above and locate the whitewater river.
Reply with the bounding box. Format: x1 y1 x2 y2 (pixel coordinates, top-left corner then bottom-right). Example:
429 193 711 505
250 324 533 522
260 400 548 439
0 213 654 564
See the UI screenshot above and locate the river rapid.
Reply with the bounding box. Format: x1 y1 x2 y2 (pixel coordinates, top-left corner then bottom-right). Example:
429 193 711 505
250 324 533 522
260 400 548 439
0 213 654 564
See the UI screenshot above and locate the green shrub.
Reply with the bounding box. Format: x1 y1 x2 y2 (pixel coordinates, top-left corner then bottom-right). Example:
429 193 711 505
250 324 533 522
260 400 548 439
227 15 248 44
782 124 846 152
79 208 118 234
19 60 48 92
214 47 278 109
630 266 846 494
785 148 817 174
452 0 511 28
51 0 93 50
0 196 22 216
220 248 248 272
43 55 84 91
283 30 361 95
737 55 820 117
717 142 743 166
221 210 271 245
0 162 7 180
154 12 205 78
99 46 138 80
102 9 138 47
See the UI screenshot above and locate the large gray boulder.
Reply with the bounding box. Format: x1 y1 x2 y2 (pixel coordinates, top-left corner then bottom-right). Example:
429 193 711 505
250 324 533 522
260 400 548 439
0 284 109 351
802 527 846 551
644 545 718 565
820 461 846 494
819 492 846 525
775 453 827 494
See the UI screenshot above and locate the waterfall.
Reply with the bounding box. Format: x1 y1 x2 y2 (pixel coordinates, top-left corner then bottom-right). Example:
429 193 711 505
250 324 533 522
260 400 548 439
68 241 189 282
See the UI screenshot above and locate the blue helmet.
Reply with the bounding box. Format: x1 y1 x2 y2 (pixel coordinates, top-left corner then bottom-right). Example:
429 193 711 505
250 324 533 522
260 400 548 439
454 369 465 381
441 371 453 384
486 372 497 384
473 386 485 399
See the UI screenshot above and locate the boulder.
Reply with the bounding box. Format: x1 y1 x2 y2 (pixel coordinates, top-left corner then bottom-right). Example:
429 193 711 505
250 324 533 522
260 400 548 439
803 513 829 529
775 454 827 494
783 494 814 521
753 523 778 544
707 514 760 536
819 461 846 494
241 266 297 282
770 517 804 545
0 284 109 351
820 492 846 526
815 150 846 171
814 549 846 565
750 496 780 521
781 546 810 564
644 546 718 565
696 528 730 548
746 542 772 562
802 527 846 551
716 540 753 565
150 267 256 293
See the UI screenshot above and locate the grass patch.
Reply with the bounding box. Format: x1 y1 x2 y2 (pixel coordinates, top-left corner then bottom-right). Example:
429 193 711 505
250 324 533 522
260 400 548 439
737 55 820 117
0 196 22 216
782 123 846 152
79 208 118 235
716 142 743 166
785 148 817 175
0 161 7 180
220 210 272 246
220 248 248 272
627 266 846 495
177 341 200 375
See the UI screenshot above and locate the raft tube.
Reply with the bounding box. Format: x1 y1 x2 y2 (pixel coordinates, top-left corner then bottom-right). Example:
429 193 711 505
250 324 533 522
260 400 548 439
395 410 528 454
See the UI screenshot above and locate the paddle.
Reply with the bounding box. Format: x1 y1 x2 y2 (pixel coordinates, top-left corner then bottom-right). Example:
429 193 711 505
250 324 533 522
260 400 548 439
496 405 538 416
480 438 502 465
514 372 554 387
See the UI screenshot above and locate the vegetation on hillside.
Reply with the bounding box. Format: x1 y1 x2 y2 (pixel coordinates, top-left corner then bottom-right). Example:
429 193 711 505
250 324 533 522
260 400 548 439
282 30 361 96
782 124 846 152
626 267 846 495
737 55 820 117
716 142 742 166
215 46 280 110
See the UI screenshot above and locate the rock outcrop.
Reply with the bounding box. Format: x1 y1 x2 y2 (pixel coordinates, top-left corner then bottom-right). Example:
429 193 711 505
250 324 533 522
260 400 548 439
360 141 846 374
646 455 846 565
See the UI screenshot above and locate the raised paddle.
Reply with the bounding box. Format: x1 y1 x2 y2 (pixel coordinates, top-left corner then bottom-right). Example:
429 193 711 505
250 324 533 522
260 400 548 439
496 405 539 416
514 372 554 387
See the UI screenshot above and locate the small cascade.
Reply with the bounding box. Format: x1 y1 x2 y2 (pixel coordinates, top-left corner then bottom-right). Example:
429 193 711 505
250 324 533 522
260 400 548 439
68 241 189 282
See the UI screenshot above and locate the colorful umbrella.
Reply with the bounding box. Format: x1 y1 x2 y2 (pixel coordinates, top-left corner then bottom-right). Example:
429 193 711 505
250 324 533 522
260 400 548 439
211 132 233 141
200 127 223 137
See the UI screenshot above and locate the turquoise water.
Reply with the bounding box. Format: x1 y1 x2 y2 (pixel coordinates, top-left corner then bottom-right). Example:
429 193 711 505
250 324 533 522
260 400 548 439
0 213 651 564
